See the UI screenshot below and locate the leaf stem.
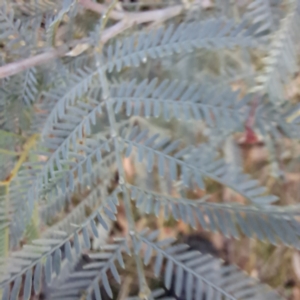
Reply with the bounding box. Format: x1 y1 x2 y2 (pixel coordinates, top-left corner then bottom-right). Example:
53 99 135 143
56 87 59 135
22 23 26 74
95 3 150 293
96 55 150 297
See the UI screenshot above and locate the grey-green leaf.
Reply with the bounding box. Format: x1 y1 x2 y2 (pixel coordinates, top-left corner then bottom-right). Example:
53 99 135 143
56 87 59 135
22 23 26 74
175 265 183 297
97 212 109 230
90 219 99 238
10 276 21 300
54 249 61 275
144 245 153 266
65 241 73 262
2 285 9 300
82 226 91 249
164 259 174 289
110 262 121 284
117 250 125 269
93 281 102 300
154 253 163 277
102 272 113 298
34 262 42 294
45 255 52 284
74 232 81 254
23 269 32 300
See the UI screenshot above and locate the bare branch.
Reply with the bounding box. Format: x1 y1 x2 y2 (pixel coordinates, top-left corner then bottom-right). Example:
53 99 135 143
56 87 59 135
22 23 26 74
0 0 183 79
101 20 132 44
78 0 124 20
0 47 67 79
78 0 183 23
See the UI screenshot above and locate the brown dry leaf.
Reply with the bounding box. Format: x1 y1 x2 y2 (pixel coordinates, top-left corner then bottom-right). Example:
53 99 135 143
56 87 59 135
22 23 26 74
293 287 300 300
231 80 248 97
286 74 300 99
285 173 300 183
210 232 224 251
136 217 148 232
157 209 165 238
116 276 132 300
250 269 258 279
38 155 48 162
177 220 190 234
123 157 135 182
116 203 129 234
247 145 268 164
159 226 178 240
223 188 245 204
200 0 214 8
65 43 90 57
192 186 206 198
293 252 300 282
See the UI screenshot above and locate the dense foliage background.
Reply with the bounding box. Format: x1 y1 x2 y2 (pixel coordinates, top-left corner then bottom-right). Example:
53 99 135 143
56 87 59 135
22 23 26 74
1 0 300 299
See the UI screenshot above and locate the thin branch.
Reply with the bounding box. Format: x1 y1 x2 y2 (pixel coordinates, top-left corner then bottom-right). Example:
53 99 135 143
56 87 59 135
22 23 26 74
0 1 183 79
101 19 132 43
0 37 91 79
0 47 67 79
78 0 183 23
79 0 124 20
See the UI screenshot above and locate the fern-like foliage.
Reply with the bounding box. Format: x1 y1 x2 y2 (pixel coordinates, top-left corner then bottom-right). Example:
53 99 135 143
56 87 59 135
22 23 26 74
255 100 300 140
245 0 275 33
127 184 300 247
19 68 39 106
138 230 283 300
252 0 300 103
123 128 278 205
1 0 300 299
49 238 129 300
45 0 76 46
40 67 98 138
40 150 116 226
0 4 22 42
0 188 120 296
0 3 34 57
112 79 250 131
6 133 112 245
104 18 263 73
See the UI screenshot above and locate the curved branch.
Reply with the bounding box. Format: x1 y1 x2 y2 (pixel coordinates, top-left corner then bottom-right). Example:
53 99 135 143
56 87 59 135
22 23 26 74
0 46 68 79
0 1 183 79
78 0 183 23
